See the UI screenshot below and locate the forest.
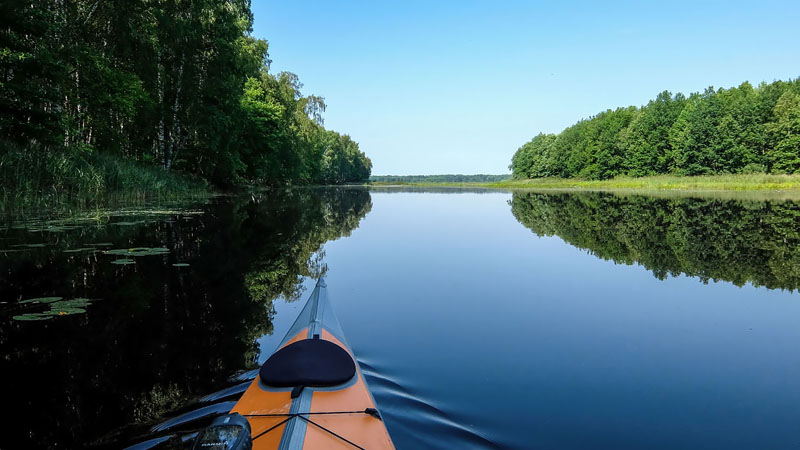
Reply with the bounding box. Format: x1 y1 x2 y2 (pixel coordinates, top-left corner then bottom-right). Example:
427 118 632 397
0 0 371 201
510 78 800 180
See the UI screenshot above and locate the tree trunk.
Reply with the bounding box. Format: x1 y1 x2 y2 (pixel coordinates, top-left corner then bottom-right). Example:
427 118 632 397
166 53 185 170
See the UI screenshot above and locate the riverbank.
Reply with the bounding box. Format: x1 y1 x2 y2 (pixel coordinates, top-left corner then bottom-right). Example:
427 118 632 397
0 150 210 213
488 174 800 191
370 174 800 192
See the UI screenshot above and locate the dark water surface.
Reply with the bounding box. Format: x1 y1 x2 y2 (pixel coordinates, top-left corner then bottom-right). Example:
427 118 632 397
3 188 800 449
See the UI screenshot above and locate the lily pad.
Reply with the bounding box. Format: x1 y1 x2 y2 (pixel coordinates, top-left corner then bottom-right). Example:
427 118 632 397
14 298 93 321
19 296 63 304
51 298 91 308
52 306 87 314
106 247 169 257
42 307 86 316
111 259 136 265
172 263 190 267
63 248 96 253
13 313 54 321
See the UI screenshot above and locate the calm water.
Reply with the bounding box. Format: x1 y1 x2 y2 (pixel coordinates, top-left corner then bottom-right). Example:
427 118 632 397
2 188 800 449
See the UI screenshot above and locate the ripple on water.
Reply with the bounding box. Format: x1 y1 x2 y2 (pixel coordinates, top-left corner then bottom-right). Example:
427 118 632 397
359 359 505 450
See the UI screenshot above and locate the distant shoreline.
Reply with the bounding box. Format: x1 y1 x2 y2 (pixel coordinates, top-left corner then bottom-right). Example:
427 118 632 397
370 174 800 193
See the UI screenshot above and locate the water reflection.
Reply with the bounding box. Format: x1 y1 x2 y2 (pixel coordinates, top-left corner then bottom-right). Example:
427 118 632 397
511 191 800 291
0 188 372 448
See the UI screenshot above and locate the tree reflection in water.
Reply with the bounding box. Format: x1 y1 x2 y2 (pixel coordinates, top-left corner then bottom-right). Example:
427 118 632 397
0 188 372 448
511 191 800 291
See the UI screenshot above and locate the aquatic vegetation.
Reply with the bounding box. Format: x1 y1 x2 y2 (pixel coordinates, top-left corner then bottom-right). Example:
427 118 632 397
12 313 54 321
48 299 90 315
0 150 210 213
111 221 147 226
19 296 63 304
111 259 136 265
23 224 82 233
63 248 97 253
1 204 207 237
106 247 170 257
12 298 94 321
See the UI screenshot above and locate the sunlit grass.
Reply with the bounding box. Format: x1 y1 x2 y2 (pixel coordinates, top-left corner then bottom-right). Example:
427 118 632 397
367 174 800 195
487 174 800 191
0 150 211 214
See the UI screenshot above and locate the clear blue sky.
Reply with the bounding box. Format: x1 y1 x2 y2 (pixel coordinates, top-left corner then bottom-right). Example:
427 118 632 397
251 1 800 175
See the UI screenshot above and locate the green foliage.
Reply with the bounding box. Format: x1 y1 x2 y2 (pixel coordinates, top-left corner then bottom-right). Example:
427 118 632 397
236 73 371 186
0 0 65 147
510 134 557 179
766 90 800 173
620 91 686 175
511 78 800 180
0 0 369 203
0 143 208 210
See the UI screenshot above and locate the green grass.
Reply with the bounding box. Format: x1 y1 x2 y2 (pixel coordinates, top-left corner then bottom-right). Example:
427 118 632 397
367 174 800 198
487 174 800 191
0 147 211 213
370 174 800 191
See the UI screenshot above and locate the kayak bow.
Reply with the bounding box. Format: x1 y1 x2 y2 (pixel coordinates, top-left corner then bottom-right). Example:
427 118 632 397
227 278 394 450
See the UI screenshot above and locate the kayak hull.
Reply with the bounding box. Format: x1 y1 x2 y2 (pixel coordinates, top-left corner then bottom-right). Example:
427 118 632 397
231 279 394 449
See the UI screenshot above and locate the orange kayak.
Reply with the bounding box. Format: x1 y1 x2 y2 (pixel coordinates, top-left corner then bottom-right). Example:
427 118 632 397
194 278 394 450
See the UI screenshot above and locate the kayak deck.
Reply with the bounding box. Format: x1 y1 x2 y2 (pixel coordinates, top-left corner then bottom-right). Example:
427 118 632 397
231 278 394 449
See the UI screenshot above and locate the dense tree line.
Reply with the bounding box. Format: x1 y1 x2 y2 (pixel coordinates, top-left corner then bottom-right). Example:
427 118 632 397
370 174 510 183
0 0 371 193
511 191 800 291
511 78 800 179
